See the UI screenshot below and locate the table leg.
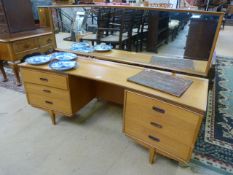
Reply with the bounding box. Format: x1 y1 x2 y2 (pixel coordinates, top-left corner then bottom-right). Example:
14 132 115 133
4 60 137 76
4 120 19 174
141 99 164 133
10 62 21 86
49 110 56 125
0 61 8 82
149 147 156 164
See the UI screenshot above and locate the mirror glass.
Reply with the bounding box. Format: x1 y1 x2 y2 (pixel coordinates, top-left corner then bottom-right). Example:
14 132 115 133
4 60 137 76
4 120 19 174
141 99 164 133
52 6 221 76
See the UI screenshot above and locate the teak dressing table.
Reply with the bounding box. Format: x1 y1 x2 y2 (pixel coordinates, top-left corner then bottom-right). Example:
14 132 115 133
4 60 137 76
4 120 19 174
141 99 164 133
20 57 208 164
19 5 223 165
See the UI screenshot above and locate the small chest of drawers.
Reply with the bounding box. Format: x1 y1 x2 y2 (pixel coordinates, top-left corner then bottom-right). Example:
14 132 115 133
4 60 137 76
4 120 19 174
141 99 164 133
123 90 203 163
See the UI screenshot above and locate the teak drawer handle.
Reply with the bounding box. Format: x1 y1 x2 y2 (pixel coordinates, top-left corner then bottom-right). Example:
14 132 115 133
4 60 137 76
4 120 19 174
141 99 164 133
150 122 163 129
40 78 48 82
45 101 53 105
152 106 165 114
43 89 51 93
148 135 160 142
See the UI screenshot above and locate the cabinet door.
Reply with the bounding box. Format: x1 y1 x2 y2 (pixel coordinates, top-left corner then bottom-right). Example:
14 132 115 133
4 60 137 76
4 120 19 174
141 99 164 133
2 0 35 33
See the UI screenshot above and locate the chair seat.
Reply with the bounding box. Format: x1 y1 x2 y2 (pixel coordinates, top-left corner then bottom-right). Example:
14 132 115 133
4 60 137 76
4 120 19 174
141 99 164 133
169 20 180 30
81 34 97 41
100 34 129 43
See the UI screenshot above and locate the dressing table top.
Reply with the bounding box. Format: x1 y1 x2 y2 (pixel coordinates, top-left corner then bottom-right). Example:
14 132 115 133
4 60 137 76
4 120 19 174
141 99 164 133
20 56 208 114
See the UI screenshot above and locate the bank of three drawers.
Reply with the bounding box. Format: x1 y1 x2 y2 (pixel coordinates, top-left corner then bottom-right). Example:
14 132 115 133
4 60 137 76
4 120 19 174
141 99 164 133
123 91 202 163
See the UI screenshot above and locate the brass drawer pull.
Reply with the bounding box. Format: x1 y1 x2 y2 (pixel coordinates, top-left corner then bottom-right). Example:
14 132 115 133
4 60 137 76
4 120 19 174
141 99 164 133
150 122 163 129
148 135 160 142
47 38 52 43
152 106 165 114
40 78 48 82
43 89 51 93
45 101 53 105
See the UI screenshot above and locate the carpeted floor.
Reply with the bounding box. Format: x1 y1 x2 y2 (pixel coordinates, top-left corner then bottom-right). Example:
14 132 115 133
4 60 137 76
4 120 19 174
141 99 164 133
0 68 24 94
192 57 233 175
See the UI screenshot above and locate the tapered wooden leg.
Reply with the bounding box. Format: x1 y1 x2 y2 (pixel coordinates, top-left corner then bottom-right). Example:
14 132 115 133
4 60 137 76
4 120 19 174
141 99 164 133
0 61 7 82
149 147 156 164
10 62 21 86
48 111 56 125
178 162 189 168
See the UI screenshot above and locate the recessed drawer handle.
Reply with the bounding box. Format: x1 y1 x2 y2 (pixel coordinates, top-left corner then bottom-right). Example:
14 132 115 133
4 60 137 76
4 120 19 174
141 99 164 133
152 106 165 114
43 89 51 93
40 78 48 82
150 122 163 129
148 135 160 142
45 101 53 105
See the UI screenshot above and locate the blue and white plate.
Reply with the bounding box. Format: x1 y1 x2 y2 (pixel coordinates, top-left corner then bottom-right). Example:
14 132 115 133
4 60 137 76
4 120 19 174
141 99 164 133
71 47 94 53
26 55 51 65
71 42 90 49
49 60 78 71
51 52 78 61
94 43 112 52
71 42 94 53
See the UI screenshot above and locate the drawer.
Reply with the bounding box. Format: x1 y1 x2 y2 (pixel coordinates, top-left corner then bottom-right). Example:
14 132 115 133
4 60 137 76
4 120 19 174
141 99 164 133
25 83 70 101
124 91 201 145
21 68 68 90
39 35 54 47
27 93 72 115
125 119 191 161
13 38 39 53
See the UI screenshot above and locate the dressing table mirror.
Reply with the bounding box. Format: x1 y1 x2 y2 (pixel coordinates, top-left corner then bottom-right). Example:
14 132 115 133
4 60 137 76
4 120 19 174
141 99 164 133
38 5 224 77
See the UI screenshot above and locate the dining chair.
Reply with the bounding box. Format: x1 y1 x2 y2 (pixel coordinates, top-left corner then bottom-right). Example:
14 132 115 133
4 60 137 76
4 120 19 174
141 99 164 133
97 9 135 50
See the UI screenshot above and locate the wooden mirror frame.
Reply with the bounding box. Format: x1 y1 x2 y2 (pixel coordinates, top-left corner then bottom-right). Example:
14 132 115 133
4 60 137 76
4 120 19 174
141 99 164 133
38 4 224 77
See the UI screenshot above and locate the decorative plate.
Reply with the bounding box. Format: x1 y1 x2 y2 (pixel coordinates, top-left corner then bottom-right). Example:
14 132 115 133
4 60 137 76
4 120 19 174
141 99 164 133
71 47 94 53
26 55 51 65
71 42 94 53
49 60 78 71
94 43 112 52
71 42 90 49
51 52 78 61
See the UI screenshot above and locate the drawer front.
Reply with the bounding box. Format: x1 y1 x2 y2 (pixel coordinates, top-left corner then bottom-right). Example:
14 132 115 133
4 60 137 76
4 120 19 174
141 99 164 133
27 93 72 115
21 68 68 90
125 118 191 161
25 83 70 101
124 91 200 145
13 38 39 53
39 35 54 47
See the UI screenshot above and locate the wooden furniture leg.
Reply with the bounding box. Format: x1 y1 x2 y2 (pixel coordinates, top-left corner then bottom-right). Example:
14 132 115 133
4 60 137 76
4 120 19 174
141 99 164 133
0 61 7 82
10 62 21 86
149 147 156 164
48 111 56 125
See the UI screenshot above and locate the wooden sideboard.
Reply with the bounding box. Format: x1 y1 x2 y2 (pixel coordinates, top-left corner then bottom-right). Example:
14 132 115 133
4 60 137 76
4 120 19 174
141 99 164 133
19 57 208 164
0 28 56 85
